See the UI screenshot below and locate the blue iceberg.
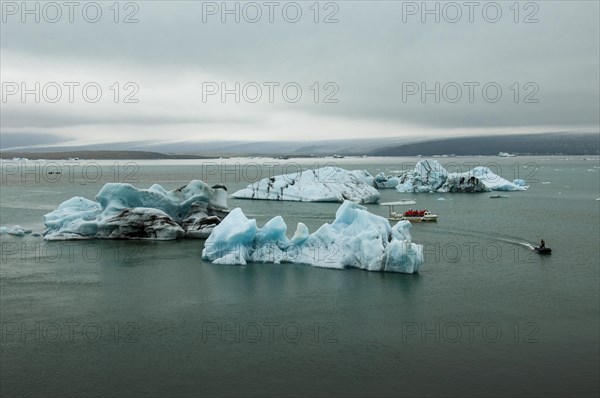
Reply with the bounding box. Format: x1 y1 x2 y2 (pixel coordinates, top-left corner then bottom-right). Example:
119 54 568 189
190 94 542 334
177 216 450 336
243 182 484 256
0 225 33 236
374 172 400 189
43 181 229 240
397 160 528 193
202 201 424 274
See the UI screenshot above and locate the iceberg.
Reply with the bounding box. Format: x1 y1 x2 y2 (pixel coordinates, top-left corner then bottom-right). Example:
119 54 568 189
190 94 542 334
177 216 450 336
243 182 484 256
396 160 448 193
373 172 400 189
396 160 528 193
231 166 380 204
349 169 376 187
43 181 229 240
202 201 424 274
0 225 32 236
453 167 528 191
498 152 516 157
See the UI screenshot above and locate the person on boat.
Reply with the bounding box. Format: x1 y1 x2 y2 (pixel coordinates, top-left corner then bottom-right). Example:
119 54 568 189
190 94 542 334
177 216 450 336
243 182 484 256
540 239 545 248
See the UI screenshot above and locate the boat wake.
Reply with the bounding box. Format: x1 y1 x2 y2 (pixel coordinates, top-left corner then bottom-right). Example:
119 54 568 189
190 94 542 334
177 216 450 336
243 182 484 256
423 226 536 250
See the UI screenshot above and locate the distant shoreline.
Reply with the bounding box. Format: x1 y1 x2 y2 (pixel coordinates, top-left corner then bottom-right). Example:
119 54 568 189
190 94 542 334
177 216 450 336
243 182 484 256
0 150 211 160
1 133 598 159
1 151 598 161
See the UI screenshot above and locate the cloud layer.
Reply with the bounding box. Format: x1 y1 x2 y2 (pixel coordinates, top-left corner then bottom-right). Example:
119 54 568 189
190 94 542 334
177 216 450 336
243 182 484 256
1 1 598 144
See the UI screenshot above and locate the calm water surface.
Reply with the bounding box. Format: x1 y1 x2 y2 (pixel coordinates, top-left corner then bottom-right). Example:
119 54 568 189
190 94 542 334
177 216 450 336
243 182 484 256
1 156 599 397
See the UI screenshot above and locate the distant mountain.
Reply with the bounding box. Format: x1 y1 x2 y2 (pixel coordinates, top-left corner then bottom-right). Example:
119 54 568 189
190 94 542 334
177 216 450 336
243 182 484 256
0 135 412 157
369 133 600 156
1 132 598 158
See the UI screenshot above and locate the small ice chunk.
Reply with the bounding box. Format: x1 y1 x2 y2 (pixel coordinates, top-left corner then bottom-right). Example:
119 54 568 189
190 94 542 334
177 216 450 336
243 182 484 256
0 225 32 236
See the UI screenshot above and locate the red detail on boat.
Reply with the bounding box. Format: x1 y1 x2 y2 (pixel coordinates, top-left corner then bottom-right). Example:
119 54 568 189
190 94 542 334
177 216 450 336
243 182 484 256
404 209 427 217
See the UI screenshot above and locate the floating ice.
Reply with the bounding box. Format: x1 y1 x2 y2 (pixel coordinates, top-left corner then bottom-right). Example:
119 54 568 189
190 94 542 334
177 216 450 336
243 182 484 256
231 166 380 204
203 201 423 274
349 169 376 188
396 160 528 193
0 225 32 236
43 181 229 240
396 160 447 193
373 172 400 189
445 166 528 192
437 169 489 193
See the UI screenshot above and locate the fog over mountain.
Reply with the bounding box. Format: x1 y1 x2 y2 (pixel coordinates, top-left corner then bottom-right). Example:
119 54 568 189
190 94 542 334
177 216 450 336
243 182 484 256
2 133 598 158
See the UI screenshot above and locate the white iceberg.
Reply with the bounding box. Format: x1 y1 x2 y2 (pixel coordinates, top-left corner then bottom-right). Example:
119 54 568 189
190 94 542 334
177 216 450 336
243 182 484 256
461 167 528 191
396 160 448 193
396 160 528 193
202 201 423 274
437 169 489 193
43 181 229 240
349 169 376 187
231 166 380 204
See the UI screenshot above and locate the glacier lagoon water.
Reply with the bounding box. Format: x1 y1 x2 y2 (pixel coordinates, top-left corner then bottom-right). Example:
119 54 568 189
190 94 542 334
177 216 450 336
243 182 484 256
1 156 599 397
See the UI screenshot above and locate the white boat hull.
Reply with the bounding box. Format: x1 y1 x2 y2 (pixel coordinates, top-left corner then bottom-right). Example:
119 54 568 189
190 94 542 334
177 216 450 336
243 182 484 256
389 215 438 222
402 216 437 222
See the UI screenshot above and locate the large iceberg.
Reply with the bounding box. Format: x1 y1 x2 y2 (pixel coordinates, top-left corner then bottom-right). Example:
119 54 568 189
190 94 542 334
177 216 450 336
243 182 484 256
231 166 380 204
43 181 229 240
396 160 528 193
202 201 423 274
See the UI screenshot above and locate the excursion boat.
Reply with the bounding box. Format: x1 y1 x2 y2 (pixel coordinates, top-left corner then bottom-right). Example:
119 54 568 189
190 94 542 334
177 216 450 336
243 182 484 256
400 209 438 222
381 202 438 222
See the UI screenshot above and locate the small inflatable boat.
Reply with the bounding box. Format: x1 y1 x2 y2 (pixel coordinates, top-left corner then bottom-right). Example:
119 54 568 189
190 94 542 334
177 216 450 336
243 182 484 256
534 246 552 255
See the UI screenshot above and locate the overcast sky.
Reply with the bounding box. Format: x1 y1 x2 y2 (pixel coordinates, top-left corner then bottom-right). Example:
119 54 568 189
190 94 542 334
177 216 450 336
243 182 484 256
1 0 599 146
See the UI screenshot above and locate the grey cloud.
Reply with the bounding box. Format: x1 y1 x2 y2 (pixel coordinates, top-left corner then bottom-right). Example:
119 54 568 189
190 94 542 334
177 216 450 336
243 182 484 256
0 108 264 129
1 1 598 136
